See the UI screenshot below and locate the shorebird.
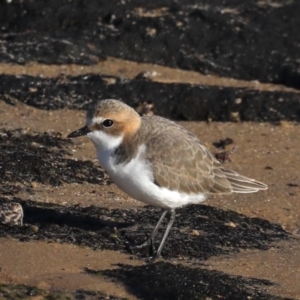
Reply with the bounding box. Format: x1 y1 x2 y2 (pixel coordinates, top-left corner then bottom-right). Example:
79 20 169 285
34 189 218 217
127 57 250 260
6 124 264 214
68 99 267 260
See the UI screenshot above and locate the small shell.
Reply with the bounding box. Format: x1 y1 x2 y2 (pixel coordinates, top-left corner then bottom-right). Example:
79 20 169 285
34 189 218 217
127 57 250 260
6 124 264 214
0 202 24 226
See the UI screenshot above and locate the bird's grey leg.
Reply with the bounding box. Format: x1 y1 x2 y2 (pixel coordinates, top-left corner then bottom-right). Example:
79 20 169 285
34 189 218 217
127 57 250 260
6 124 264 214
130 209 168 255
147 209 169 254
150 209 176 262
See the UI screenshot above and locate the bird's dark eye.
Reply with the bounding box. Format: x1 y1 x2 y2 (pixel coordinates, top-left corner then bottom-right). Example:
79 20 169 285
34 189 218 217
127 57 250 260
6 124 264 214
102 119 114 128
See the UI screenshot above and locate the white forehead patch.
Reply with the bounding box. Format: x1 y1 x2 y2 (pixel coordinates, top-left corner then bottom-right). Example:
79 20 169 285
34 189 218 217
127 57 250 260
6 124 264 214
87 116 104 127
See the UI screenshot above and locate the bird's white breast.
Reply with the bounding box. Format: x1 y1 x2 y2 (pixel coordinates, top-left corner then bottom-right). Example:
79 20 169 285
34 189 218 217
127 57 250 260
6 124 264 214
90 134 207 209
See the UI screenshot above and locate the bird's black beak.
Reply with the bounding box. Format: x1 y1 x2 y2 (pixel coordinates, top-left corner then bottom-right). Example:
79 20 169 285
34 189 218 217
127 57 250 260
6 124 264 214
68 125 91 138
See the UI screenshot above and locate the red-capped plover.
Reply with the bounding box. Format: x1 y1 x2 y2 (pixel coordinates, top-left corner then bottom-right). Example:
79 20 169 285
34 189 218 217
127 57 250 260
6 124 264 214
0 202 24 226
68 99 267 261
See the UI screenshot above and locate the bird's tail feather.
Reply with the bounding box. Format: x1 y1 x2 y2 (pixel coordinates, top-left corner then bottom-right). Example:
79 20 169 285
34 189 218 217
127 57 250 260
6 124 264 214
222 168 268 193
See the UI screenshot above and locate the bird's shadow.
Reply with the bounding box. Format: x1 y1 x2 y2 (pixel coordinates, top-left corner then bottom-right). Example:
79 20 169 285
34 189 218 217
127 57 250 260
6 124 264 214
85 262 289 300
0 198 288 260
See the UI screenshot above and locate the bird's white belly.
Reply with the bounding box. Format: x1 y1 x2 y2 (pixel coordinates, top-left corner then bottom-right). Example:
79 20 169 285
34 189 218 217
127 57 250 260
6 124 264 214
97 145 207 209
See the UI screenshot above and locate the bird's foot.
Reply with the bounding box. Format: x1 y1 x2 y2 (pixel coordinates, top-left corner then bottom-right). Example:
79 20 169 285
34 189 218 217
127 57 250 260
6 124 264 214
127 237 156 256
145 251 161 263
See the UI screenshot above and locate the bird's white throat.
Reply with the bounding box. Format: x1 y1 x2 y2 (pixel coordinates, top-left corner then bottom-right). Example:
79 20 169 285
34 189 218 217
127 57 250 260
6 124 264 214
87 130 123 152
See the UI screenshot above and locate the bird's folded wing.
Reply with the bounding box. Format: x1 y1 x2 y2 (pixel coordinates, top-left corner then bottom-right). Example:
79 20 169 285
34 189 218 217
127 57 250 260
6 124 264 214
145 127 233 195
